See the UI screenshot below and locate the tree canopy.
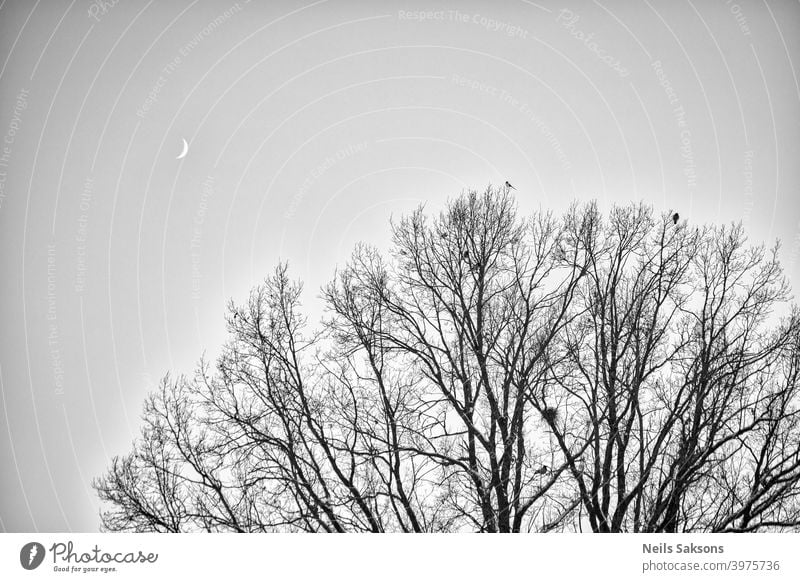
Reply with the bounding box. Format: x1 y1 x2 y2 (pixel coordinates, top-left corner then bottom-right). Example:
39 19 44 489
95 186 800 532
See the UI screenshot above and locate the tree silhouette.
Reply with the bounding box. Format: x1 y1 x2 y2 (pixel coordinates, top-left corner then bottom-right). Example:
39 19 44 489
94 186 800 532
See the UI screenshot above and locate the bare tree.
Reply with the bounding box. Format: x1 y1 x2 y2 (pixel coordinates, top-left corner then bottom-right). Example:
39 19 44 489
95 186 800 532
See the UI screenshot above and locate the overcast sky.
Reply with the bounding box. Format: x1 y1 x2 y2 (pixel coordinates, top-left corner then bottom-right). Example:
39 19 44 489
1 0 799 532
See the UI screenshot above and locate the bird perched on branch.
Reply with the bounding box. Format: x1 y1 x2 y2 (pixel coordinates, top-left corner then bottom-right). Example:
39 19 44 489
672 212 680 225
505 181 516 190
535 465 548 475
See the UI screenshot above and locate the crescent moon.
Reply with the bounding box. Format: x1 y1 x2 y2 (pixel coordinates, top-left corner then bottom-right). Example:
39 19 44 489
176 138 189 160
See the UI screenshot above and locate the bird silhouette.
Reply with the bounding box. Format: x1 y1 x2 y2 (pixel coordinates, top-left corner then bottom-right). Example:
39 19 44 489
672 212 680 225
505 181 516 190
535 465 548 475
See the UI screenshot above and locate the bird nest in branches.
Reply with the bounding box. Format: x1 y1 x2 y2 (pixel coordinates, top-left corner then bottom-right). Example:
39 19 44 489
541 407 559 423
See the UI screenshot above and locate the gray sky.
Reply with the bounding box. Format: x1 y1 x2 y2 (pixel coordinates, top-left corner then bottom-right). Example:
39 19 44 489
0 0 799 532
